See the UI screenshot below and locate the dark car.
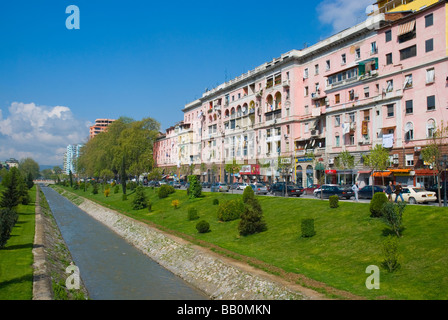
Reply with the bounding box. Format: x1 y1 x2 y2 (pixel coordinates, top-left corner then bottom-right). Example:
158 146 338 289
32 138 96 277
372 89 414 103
173 181 181 188
316 184 352 199
148 180 160 187
358 185 386 199
426 183 447 200
201 182 211 188
271 182 304 197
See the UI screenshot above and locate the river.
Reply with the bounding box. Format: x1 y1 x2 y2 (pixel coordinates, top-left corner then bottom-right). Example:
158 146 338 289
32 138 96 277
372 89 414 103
39 185 208 300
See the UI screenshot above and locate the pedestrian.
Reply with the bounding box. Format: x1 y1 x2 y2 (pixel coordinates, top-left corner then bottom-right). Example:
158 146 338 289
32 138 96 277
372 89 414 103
386 181 394 201
394 182 404 203
352 181 359 202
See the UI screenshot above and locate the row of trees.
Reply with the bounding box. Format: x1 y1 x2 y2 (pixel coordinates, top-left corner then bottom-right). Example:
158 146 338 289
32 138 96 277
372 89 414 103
76 117 160 189
0 167 33 248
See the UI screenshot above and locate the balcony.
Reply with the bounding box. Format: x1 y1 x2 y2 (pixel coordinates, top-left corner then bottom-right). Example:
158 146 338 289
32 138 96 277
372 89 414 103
311 91 326 100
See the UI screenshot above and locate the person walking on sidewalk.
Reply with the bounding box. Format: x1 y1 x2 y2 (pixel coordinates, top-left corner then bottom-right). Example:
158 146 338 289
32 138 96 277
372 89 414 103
394 182 404 203
386 181 394 202
352 181 359 202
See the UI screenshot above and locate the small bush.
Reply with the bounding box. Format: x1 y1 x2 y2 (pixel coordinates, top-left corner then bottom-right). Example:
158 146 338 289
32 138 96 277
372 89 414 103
213 198 219 205
92 183 99 195
217 199 245 222
132 185 148 210
188 175 202 199
382 235 400 272
329 195 339 208
147 201 152 212
238 198 267 236
370 192 388 217
158 184 175 199
104 187 111 197
242 186 255 203
188 208 199 221
172 199 180 209
114 185 120 194
301 218 316 238
382 202 406 237
122 194 127 201
196 220 210 233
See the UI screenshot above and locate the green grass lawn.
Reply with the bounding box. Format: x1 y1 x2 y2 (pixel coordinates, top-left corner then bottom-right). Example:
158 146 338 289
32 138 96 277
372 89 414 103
56 185 448 300
0 186 36 300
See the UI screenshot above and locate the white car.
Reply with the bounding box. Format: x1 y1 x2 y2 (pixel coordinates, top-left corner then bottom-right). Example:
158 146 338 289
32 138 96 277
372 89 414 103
396 187 437 204
237 183 249 190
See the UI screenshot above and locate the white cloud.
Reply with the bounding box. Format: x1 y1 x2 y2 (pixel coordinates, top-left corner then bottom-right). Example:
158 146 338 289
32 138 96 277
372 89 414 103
0 102 91 166
317 0 374 34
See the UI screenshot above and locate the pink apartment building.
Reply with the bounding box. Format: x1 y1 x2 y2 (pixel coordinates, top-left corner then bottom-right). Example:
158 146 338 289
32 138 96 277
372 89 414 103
154 0 448 188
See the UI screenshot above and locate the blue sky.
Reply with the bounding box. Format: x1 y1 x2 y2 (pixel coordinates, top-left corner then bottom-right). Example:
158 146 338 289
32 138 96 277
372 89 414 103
0 0 373 165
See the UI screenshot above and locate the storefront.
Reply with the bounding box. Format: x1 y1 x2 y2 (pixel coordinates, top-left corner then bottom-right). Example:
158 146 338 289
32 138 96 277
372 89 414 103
390 169 414 186
295 157 314 187
414 169 437 188
239 164 261 184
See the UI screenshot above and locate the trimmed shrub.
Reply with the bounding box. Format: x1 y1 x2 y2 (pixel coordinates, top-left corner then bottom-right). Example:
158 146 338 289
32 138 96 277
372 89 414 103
188 208 199 221
158 184 175 199
196 220 210 233
212 198 219 205
132 185 148 210
382 235 400 272
382 202 406 237
217 199 245 222
238 198 267 236
147 201 152 212
370 192 388 217
329 195 339 208
242 186 255 203
92 183 99 195
104 186 111 197
188 175 202 199
301 218 316 238
114 185 120 194
172 199 180 209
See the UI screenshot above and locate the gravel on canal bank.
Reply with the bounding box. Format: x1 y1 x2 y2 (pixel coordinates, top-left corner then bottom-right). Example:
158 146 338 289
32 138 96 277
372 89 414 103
54 187 328 300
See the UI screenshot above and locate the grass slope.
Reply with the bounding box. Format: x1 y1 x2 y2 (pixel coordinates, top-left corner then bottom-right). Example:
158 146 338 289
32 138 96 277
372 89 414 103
56 185 448 300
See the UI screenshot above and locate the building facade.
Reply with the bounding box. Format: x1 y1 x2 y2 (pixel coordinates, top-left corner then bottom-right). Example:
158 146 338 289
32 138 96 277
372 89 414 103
154 0 448 188
63 144 83 175
89 118 116 139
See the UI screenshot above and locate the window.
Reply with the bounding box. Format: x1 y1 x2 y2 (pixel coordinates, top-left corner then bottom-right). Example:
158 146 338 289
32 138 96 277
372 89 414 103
400 45 417 60
364 86 370 98
425 39 434 52
315 64 319 75
349 134 355 145
426 68 435 84
335 115 341 127
386 80 393 93
304 105 309 114
405 100 413 114
405 122 414 141
427 119 436 138
425 13 433 27
315 83 320 92
363 110 370 121
403 74 413 89
349 112 355 123
355 48 361 60
386 53 393 65
371 42 378 54
335 94 340 104
427 95 436 111
304 86 309 96
387 104 394 117
405 154 414 166
304 68 309 79
341 54 346 65
398 21 416 43
304 122 309 133
385 30 392 42
335 135 340 147
326 60 331 71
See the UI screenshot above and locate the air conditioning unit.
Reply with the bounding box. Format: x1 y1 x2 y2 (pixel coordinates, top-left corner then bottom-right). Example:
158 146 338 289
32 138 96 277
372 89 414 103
329 159 335 165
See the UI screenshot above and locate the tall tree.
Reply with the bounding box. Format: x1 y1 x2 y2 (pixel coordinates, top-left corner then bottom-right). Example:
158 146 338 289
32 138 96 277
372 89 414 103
225 159 241 193
0 167 21 210
364 144 390 198
19 157 40 180
421 121 448 207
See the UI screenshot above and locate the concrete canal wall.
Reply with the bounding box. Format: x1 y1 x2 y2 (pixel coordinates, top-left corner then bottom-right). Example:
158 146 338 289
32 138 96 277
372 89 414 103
56 188 323 300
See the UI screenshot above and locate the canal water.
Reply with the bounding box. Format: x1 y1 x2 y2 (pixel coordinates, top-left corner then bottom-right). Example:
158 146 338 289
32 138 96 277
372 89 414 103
40 185 208 300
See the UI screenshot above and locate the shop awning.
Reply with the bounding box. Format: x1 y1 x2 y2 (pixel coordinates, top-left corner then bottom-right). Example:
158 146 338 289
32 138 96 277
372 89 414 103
415 169 438 176
372 171 392 177
390 169 411 173
358 170 372 174
397 20 416 36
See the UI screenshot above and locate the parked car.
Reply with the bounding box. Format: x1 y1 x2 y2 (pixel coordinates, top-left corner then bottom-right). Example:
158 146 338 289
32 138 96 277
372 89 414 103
201 182 211 188
172 181 181 189
148 180 160 187
237 183 249 190
211 182 229 192
395 186 437 204
304 184 320 196
250 183 269 195
230 182 240 190
314 184 353 199
426 183 447 200
270 182 304 197
358 185 386 199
